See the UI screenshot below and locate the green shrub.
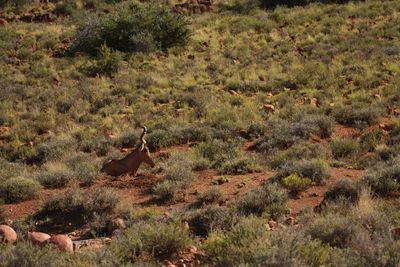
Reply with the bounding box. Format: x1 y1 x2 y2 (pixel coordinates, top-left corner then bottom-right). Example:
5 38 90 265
219 0 261 14
305 214 360 248
253 121 312 153
33 138 76 165
376 145 396 161
36 168 74 189
361 160 400 196
219 155 263 175
70 4 191 55
195 188 225 206
201 217 268 266
332 106 381 128
0 160 27 183
181 206 239 237
323 179 360 204
0 177 42 203
236 183 288 218
360 129 385 152
298 114 335 138
269 142 330 169
152 180 182 201
113 221 194 261
330 139 359 159
40 188 120 223
80 44 122 77
275 159 331 184
282 173 314 195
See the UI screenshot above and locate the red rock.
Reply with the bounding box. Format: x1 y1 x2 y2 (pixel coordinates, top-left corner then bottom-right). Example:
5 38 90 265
310 98 318 107
47 234 73 253
28 232 50 245
263 104 275 113
188 245 197 253
0 225 17 244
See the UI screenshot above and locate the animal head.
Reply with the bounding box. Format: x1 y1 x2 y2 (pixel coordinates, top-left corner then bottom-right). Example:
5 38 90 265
136 126 155 167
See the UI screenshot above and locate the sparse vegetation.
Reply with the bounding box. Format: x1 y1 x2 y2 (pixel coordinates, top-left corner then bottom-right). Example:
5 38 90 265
0 0 399 265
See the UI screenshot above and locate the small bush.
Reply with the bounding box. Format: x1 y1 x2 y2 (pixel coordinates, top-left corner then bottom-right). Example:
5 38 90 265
323 179 360 204
113 221 194 260
360 129 385 152
181 206 238 237
80 44 122 77
219 155 263 175
361 160 400 196
305 214 360 248
219 0 261 14
253 121 311 153
236 183 288 218
275 159 331 184
282 173 314 196
330 139 359 159
332 106 381 128
153 180 182 201
0 177 42 203
376 145 396 161
40 188 120 223
71 4 191 55
298 114 335 139
36 168 73 189
195 188 225 206
269 142 330 169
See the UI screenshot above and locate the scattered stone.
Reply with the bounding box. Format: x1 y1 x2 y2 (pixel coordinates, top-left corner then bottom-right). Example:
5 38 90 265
310 97 318 107
188 245 197 253
229 90 238 96
0 18 8 25
258 75 265 81
263 104 275 113
28 232 50 246
163 260 176 267
372 94 381 100
47 234 73 253
268 220 278 230
183 221 190 230
0 225 17 244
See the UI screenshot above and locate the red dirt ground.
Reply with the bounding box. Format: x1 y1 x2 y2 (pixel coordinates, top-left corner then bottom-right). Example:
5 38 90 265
1 136 366 223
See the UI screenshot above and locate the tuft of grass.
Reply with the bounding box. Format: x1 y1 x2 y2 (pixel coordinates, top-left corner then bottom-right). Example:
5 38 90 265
236 183 288 218
0 177 42 203
275 158 331 184
330 138 359 159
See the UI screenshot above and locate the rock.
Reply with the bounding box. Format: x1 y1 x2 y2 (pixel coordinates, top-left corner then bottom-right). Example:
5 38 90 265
268 221 278 230
263 104 275 113
47 234 73 253
372 94 381 100
28 232 50 246
107 218 126 234
183 221 190 230
0 18 8 25
310 97 318 107
0 225 17 244
188 245 197 253
229 90 238 96
163 260 176 267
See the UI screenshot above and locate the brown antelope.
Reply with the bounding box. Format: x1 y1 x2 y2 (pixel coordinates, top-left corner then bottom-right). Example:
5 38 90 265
101 126 155 177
